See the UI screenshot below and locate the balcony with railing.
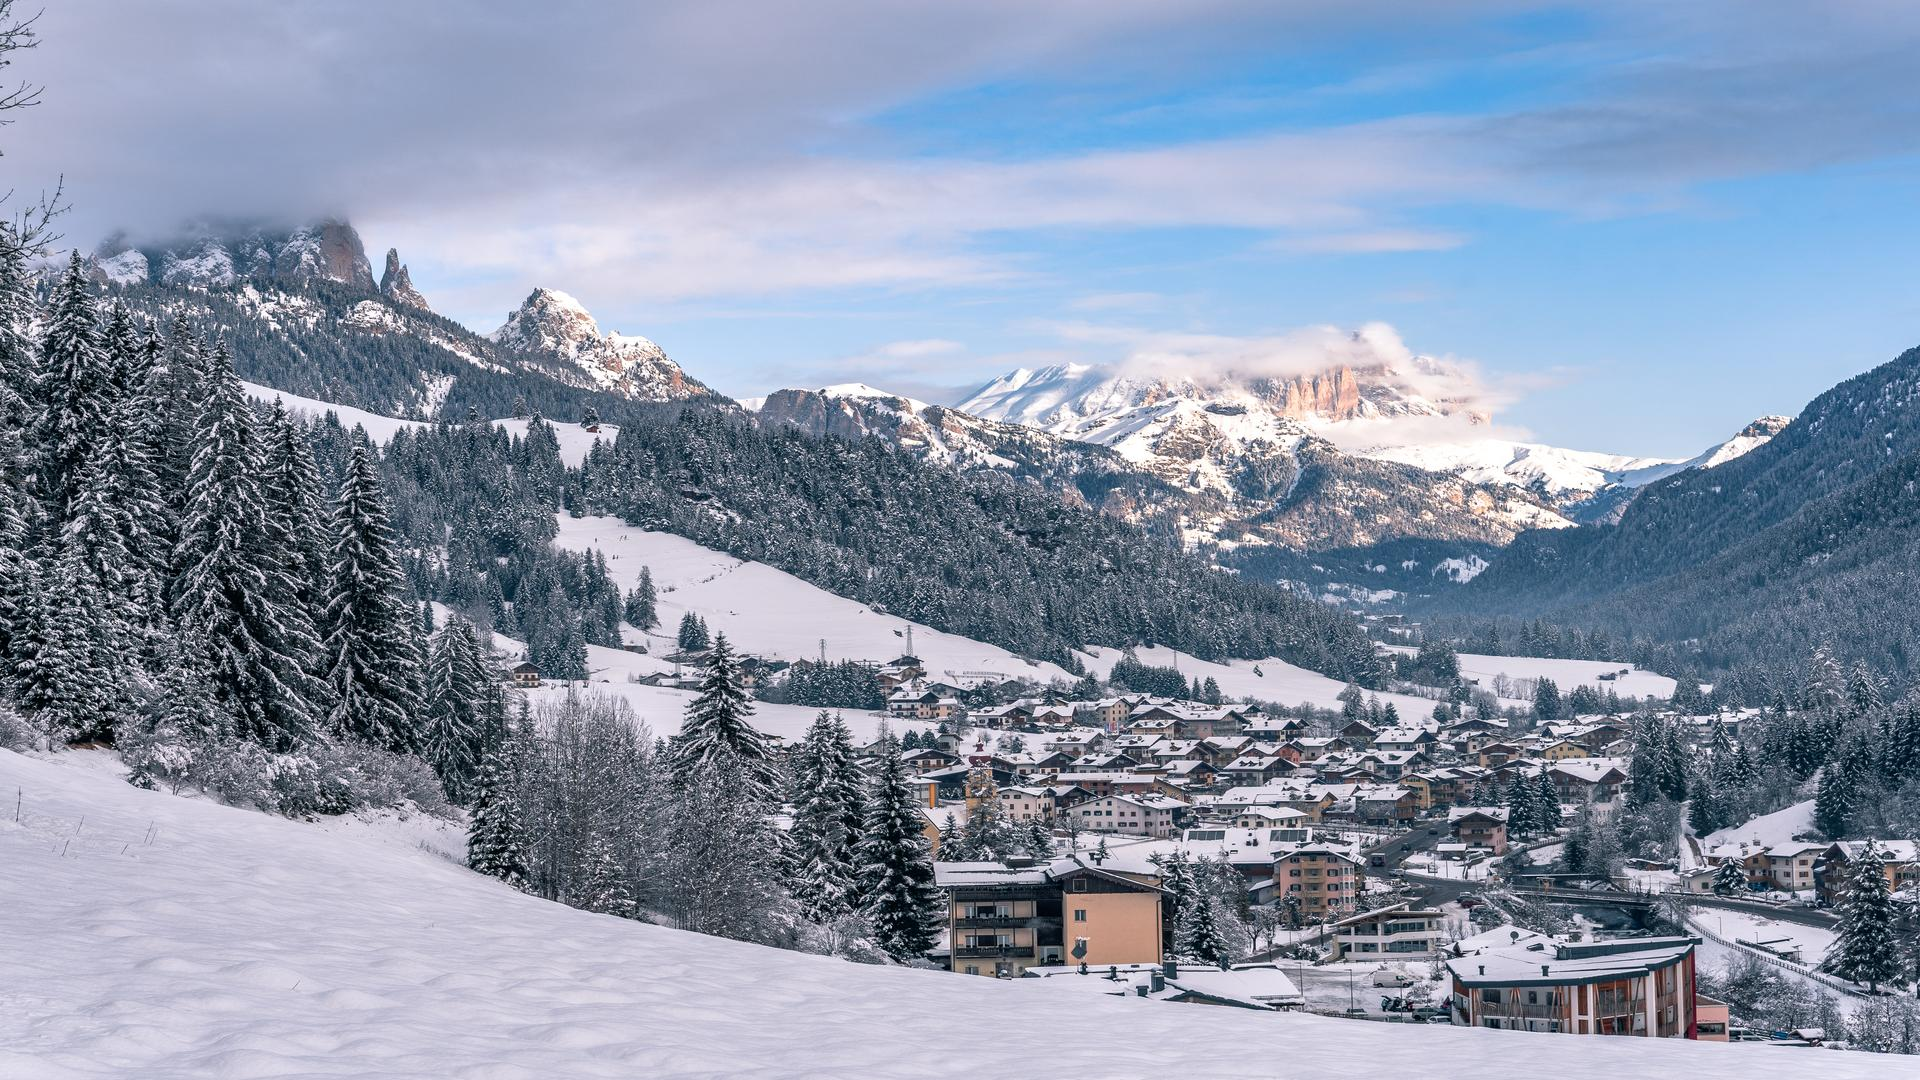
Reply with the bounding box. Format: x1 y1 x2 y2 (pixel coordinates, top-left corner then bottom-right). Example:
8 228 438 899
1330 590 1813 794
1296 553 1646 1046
953 945 1037 960
954 915 1028 929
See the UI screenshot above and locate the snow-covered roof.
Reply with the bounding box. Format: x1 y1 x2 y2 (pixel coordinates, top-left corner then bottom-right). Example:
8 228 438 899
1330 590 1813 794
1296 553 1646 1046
1448 936 1698 988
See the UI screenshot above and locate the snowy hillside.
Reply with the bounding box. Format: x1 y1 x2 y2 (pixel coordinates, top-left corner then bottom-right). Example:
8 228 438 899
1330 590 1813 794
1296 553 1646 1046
245 382 616 466
1 748 1870 1080
1078 645 1448 716
552 515 1076 685
1452 653 1678 700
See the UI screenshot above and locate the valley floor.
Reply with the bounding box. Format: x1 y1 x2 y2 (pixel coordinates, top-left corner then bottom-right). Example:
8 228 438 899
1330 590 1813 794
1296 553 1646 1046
0 748 1884 1080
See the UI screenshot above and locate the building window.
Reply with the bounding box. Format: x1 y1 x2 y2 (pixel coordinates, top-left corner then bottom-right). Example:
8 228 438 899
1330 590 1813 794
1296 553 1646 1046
1074 909 1086 922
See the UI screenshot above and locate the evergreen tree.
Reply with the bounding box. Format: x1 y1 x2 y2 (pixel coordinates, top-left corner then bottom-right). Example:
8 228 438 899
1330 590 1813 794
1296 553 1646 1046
10 543 122 744
1159 850 1196 932
676 611 711 652
856 729 944 960
1532 677 1563 727
1177 889 1231 967
466 754 529 890
1503 773 1536 837
1824 842 1902 992
788 711 863 922
936 811 970 860
1687 770 1725 836
425 616 494 801
673 634 780 798
32 254 109 529
1023 819 1055 858
258 402 331 634
1815 738 1869 839
323 440 423 751
172 343 326 748
1711 859 1747 897
1531 772 1563 833
575 830 637 918
623 566 657 629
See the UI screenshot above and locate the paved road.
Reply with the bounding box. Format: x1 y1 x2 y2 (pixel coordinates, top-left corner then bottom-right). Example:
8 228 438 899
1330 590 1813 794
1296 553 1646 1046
1687 894 1837 928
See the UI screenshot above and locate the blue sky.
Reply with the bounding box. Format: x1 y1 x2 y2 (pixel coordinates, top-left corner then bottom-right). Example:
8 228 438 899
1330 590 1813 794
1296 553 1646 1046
14 2 1920 454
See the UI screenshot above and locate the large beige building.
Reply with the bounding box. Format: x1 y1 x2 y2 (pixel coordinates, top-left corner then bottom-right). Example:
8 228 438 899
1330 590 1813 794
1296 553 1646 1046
935 856 1164 978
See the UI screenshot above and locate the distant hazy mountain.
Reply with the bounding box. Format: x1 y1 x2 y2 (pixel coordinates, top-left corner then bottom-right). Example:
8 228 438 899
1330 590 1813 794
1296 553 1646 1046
1445 344 1920 675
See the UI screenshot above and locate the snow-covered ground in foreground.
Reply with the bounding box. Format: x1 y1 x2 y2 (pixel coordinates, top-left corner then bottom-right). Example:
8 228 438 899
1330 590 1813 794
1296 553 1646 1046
1079 644 1445 716
2 748 1878 1080
552 514 1075 686
1451 652 1677 700
1703 800 1817 850
243 383 614 466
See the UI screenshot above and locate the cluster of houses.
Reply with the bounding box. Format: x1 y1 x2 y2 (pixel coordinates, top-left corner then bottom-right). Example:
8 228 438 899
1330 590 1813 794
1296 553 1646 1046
895 692 1634 862
1683 837 1920 902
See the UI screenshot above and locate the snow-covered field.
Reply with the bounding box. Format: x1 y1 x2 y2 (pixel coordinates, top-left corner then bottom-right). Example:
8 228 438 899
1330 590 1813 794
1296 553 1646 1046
1451 653 1677 700
1078 644 1443 716
552 514 1076 685
2 747 1879 1079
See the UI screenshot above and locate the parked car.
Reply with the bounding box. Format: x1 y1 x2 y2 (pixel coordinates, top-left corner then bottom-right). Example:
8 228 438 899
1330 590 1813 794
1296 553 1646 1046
1370 966 1415 988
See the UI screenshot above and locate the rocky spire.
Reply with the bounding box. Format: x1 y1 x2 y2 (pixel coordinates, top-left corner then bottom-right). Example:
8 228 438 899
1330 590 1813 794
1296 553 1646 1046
379 248 430 311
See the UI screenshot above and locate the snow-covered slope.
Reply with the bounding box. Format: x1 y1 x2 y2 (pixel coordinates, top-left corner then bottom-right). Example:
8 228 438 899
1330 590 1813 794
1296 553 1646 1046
552 514 1075 685
1448 653 1678 701
2 747 1868 1079
1078 645 1450 716
491 288 712 403
1703 799 1817 851
244 382 616 466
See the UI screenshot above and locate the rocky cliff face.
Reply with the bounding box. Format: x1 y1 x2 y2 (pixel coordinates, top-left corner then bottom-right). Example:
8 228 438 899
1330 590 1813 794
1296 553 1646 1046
491 288 712 402
92 219 379 292
379 249 431 311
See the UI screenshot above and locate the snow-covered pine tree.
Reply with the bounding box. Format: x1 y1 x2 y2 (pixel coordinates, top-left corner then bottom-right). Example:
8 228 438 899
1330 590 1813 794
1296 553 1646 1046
787 711 863 922
676 611 710 652
259 401 331 634
466 752 529 890
1177 888 1231 967
172 341 327 749
1159 850 1195 931
1824 841 1903 992
1531 771 1563 832
31 254 109 529
1815 738 1868 839
856 729 944 960
94 320 171 644
425 615 493 801
672 634 779 798
936 811 970 860
0 226 34 670
10 542 122 745
575 830 637 918
323 439 424 752
961 774 1014 861
1503 773 1536 837
1024 819 1055 858
1710 859 1747 897
623 566 657 629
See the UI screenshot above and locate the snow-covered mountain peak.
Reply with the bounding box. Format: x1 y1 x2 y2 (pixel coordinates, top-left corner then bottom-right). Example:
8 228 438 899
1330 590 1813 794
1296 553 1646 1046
492 288 709 402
